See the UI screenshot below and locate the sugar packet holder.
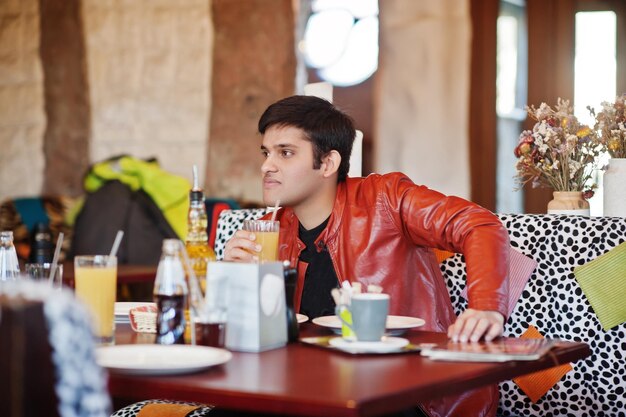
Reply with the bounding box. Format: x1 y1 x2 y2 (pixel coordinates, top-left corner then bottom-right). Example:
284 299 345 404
129 305 157 333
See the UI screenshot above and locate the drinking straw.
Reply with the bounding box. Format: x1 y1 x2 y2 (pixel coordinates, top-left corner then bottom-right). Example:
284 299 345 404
108 230 124 265
192 164 199 189
48 232 64 286
270 199 280 222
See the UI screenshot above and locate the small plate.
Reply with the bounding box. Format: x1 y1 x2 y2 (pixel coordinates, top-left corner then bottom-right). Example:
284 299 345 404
328 336 409 354
312 315 425 336
96 344 232 375
296 313 309 324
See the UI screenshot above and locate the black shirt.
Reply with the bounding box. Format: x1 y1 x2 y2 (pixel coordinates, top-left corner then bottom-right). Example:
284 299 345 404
298 217 338 319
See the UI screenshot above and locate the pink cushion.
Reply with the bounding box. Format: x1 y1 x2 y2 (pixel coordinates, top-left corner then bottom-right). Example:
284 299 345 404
461 247 537 317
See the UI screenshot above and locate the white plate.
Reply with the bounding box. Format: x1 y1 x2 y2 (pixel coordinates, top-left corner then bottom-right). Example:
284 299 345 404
96 344 232 375
328 336 409 354
296 313 309 324
312 315 425 335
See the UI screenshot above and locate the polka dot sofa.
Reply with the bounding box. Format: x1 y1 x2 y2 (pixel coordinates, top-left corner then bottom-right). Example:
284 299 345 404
215 209 626 417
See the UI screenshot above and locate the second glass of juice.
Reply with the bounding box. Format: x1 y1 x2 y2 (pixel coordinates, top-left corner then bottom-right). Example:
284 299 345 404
74 255 117 344
242 220 279 262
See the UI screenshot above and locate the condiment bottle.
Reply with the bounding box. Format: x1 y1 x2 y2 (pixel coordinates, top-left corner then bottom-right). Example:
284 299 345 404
184 165 216 342
185 166 216 289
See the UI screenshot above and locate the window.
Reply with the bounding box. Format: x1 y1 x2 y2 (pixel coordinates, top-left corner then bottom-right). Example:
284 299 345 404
574 11 617 215
496 0 527 213
574 11 617 125
301 0 378 86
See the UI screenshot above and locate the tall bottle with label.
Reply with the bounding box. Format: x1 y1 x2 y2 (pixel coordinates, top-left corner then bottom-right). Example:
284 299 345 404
28 222 54 264
184 165 216 342
154 239 188 345
0 230 21 281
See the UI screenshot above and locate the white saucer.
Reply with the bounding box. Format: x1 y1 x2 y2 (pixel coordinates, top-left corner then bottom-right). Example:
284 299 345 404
296 313 309 323
328 336 409 354
96 344 232 375
312 315 425 336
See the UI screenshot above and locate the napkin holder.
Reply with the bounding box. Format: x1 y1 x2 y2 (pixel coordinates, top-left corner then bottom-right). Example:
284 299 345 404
208 261 287 352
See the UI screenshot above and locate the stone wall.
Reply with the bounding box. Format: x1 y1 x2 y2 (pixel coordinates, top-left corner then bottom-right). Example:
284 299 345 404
0 0 46 201
207 0 296 202
81 0 213 184
39 0 91 197
0 0 475 205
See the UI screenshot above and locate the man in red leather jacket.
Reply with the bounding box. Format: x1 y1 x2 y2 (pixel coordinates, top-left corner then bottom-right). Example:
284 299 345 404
225 95 510 417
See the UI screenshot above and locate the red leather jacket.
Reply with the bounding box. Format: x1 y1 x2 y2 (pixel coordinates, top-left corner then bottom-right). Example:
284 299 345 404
268 172 510 417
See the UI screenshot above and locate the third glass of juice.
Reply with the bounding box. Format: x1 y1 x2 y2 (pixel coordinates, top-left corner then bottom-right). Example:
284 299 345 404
243 220 279 262
74 255 117 344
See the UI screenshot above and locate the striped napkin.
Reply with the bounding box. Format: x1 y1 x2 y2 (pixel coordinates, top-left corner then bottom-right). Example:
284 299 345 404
574 241 626 331
461 247 537 317
513 325 572 403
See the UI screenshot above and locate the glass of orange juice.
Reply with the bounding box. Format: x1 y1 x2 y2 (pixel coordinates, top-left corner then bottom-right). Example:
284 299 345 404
74 255 117 344
243 220 280 262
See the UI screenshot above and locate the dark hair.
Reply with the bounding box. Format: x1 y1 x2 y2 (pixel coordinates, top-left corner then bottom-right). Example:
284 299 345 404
258 95 356 182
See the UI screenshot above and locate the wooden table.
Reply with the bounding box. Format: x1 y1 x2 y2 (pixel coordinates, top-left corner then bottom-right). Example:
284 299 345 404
108 324 590 417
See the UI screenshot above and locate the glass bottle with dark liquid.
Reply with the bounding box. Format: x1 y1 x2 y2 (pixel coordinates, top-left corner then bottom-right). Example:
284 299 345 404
154 239 188 345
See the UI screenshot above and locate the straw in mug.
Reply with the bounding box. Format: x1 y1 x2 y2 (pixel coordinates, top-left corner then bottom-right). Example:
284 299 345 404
48 232 64 286
108 230 124 266
270 200 280 222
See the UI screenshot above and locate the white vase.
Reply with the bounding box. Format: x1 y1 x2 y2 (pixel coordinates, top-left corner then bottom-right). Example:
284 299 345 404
603 158 626 217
